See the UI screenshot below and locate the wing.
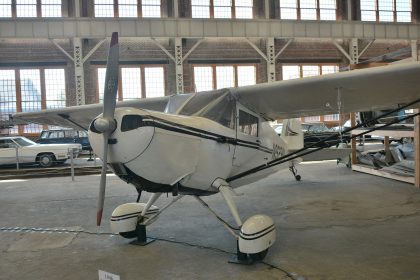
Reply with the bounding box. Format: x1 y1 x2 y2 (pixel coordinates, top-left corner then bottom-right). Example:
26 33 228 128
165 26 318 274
12 96 171 130
230 62 420 120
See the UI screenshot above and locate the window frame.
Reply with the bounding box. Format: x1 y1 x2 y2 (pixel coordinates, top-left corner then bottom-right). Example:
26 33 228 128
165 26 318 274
192 64 257 92
96 65 166 102
191 0 254 19
94 0 162 18
279 0 337 21
0 67 67 136
1 0 63 18
360 0 412 23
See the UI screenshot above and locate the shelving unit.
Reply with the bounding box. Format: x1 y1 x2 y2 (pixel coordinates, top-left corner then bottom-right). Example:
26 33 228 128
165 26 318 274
350 112 419 188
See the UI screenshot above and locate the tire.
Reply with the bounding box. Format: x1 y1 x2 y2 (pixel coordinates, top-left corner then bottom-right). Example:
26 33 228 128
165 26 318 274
119 231 137 239
38 154 55 168
249 249 268 262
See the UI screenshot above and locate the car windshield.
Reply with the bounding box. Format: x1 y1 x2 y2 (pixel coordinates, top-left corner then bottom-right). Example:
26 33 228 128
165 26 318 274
13 137 36 147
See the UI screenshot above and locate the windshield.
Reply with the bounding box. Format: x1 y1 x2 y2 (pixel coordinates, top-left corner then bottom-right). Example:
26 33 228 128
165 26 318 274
13 137 36 147
196 92 236 129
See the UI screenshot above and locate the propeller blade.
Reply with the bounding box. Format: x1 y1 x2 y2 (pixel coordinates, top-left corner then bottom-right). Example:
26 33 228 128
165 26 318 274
103 32 119 120
96 32 119 226
97 134 109 226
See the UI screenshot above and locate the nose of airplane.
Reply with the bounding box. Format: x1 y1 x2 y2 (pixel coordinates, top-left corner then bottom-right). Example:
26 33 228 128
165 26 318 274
88 108 155 164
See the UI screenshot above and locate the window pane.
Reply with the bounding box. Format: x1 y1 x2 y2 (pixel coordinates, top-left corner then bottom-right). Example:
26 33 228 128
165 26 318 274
396 0 411 11
239 110 258 136
361 10 376 21
192 0 210 18
378 0 394 11
302 65 319 77
379 11 393 21
16 0 37 17
237 66 256 86
194 66 213 92
235 7 252 18
396 11 411 22
321 65 338 75
360 0 375 10
119 0 137 17
144 67 164 98
216 66 234 89
214 7 231 18
282 65 300 80
0 0 12 17
280 0 297 8
320 9 336 20
280 8 297 19
45 69 66 109
300 8 317 20
319 0 336 9
97 68 106 103
41 0 61 17
20 69 42 133
95 0 114 17
304 116 321 122
0 70 16 133
121 68 141 100
142 0 161 18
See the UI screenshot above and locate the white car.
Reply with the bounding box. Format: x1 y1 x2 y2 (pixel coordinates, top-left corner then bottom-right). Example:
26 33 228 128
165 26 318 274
0 136 82 168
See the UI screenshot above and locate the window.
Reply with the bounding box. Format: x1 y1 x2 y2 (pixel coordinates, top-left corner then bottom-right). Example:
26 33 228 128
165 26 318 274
119 0 137 17
45 69 66 108
239 110 258 136
0 68 66 135
41 0 61 17
0 0 12 17
142 0 160 17
279 0 336 21
94 0 161 18
214 0 231 18
235 0 253 19
97 66 165 102
193 65 256 92
191 0 210 18
94 0 114 17
16 0 37 17
192 0 253 19
281 64 339 122
361 0 412 22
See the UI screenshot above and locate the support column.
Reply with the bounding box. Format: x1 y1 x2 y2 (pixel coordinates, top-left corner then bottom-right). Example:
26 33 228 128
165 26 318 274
349 38 359 65
174 37 184 93
411 40 418 61
73 37 85 105
265 0 270 19
347 0 353 20
173 0 179 18
75 0 81 17
266 37 276 83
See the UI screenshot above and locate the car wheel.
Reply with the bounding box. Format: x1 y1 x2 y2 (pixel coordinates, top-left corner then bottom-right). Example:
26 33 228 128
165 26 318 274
38 154 55 168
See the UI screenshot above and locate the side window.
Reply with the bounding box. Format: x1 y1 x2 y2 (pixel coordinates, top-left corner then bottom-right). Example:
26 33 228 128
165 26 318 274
49 131 59 139
78 131 88 137
0 139 15 148
239 110 258 137
64 130 76 138
40 131 49 139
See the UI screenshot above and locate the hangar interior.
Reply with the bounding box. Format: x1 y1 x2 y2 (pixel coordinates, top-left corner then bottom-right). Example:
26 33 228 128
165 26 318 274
1 1 420 279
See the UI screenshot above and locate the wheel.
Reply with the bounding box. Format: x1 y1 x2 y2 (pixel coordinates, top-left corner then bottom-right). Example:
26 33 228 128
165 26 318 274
119 231 137 239
38 154 55 168
295 175 301 181
249 249 268 262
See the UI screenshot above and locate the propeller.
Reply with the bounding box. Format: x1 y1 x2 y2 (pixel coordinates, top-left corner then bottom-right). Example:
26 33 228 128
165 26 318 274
93 32 119 226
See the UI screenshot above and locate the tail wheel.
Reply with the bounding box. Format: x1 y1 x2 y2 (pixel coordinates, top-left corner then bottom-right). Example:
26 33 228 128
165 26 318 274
38 154 55 168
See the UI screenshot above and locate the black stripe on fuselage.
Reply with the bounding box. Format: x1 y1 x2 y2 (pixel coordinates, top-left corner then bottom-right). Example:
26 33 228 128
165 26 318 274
143 115 273 154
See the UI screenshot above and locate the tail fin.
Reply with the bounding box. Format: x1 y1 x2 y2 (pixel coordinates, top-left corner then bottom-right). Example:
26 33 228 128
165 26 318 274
280 118 304 150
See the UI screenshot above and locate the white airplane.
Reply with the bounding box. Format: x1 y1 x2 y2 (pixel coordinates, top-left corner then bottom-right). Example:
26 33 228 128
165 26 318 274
14 33 420 263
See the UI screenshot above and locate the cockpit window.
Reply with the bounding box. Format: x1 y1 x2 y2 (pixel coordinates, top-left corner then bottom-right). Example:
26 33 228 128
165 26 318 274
239 110 258 136
198 93 236 129
121 115 146 132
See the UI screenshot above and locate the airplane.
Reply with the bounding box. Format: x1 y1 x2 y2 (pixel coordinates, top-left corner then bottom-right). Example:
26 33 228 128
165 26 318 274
13 32 420 264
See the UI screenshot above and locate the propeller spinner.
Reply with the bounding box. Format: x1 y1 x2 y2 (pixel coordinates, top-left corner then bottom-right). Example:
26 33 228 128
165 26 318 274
93 32 119 226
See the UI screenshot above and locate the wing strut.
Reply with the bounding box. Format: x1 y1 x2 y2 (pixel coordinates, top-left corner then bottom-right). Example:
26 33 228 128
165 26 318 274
226 98 420 183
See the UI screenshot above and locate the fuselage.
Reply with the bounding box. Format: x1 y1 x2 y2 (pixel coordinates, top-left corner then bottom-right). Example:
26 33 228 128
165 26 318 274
88 104 295 195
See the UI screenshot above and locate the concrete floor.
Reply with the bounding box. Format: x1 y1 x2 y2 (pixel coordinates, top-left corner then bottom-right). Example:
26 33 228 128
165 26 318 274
1 161 420 280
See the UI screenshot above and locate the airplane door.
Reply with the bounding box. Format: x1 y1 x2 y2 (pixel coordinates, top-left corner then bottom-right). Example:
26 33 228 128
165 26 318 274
233 103 267 170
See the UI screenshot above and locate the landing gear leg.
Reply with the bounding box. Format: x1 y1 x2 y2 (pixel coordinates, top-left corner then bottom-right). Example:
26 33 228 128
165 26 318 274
289 165 301 181
130 193 161 246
